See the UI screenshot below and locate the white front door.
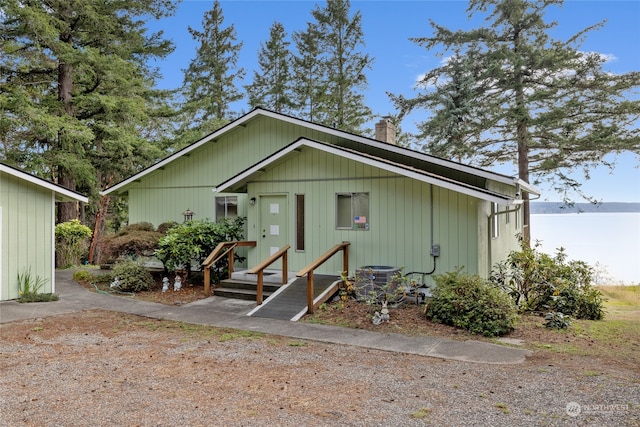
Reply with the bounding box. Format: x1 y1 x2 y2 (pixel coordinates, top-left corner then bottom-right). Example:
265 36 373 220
258 195 288 268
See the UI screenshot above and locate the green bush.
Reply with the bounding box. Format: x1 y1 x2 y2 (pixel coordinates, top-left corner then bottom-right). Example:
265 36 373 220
55 219 92 268
155 217 246 282
490 242 605 320
425 269 518 337
110 261 154 292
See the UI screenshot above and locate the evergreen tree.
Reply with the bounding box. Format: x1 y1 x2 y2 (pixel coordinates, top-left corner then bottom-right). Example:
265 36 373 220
391 0 640 243
0 0 177 228
180 0 244 140
310 0 373 132
246 21 295 114
291 22 327 123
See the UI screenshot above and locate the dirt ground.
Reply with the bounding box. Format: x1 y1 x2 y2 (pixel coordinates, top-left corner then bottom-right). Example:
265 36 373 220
2 277 639 426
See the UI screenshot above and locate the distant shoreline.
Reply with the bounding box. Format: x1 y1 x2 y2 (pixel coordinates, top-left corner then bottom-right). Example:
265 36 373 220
530 202 640 214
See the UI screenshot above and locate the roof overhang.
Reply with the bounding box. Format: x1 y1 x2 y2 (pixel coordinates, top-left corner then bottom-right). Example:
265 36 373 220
101 107 523 196
214 138 521 205
0 163 89 203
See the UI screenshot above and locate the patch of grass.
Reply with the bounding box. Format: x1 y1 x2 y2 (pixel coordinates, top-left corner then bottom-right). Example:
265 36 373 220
598 285 639 320
18 293 58 303
410 407 432 419
218 330 263 342
288 340 307 347
495 403 510 414
304 315 359 329
134 318 265 342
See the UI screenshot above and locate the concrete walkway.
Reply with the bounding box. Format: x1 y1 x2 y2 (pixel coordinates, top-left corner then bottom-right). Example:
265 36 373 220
0 270 532 365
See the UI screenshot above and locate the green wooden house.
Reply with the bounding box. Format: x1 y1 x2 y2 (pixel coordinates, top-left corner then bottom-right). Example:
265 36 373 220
1 163 88 301
102 108 539 283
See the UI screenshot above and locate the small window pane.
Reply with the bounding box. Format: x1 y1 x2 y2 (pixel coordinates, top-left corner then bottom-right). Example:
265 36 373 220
215 196 238 221
336 194 352 228
296 194 305 251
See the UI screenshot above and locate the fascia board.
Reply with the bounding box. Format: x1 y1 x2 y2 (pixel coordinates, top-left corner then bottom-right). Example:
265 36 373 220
0 164 89 203
515 178 541 196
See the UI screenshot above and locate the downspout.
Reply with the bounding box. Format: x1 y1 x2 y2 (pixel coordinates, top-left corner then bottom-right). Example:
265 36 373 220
405 184 437 280
487 203 522 274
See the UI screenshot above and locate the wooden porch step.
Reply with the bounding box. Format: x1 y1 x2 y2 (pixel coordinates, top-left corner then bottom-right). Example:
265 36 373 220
213 279 281 301
213 287 275 301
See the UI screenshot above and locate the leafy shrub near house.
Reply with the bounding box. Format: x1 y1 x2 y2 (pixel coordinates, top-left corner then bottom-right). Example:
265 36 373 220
98 222 171 264
155 217 246 282
55 219 93 268
424 269 518 337
490 242 605 320
110 261 154 292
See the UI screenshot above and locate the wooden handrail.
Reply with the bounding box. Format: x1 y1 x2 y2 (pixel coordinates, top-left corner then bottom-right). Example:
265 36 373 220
247 245 291 305
296 241 350 314
203 241 256 294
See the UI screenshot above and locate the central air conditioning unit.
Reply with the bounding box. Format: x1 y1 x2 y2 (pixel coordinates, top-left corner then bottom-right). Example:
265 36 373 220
355 265 401 300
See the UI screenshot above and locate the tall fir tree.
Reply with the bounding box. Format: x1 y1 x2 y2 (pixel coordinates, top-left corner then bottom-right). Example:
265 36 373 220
291 22 327 123
180 0 245 141
245 21 295 114
391 0 640 243
310 0 373 132
0 0 177 232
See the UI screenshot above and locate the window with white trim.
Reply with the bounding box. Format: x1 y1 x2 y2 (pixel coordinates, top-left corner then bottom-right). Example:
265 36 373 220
336 192 369 230
215 196 238 221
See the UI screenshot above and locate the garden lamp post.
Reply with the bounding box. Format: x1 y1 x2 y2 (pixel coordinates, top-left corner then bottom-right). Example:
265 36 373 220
182 208 195 222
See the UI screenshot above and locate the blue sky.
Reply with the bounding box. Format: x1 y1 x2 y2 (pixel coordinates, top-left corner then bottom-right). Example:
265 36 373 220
148 0 639 203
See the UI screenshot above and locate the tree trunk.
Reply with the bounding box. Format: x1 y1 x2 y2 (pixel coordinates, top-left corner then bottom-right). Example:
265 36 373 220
56 18 77 224
88 195 110 265
513 29 531 246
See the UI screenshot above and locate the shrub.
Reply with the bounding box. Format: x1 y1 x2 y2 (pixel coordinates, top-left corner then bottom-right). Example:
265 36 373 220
110 261 154 292
72 270 94 283
490 242 605 320
425 269 518 337
55 219 92 268
99 222 165 264
155 217 246 282
544 311 572 329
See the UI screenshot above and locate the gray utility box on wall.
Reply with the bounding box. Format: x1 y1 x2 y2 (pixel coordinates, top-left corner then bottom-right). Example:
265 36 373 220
355 265 401 299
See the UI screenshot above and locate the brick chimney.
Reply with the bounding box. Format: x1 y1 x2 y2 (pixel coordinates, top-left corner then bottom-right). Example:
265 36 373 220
375 116 396 145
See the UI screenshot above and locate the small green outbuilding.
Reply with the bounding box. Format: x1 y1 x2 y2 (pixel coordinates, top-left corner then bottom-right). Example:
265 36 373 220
0 163 88 301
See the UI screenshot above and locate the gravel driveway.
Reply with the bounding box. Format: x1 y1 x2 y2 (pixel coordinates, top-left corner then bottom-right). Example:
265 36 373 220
0 310 638 426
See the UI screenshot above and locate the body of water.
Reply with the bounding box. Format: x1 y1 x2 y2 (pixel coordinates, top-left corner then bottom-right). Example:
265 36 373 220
530 212 640 285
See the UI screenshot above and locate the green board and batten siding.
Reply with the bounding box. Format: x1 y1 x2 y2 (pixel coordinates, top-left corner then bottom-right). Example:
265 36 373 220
245 148 481 280
0 173 54 300
124 116 346 226
107 110 530 282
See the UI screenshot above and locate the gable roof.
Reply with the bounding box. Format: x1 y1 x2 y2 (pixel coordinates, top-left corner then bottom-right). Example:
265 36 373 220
214 138 526 205
101 107 538 197
0 163 89 203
